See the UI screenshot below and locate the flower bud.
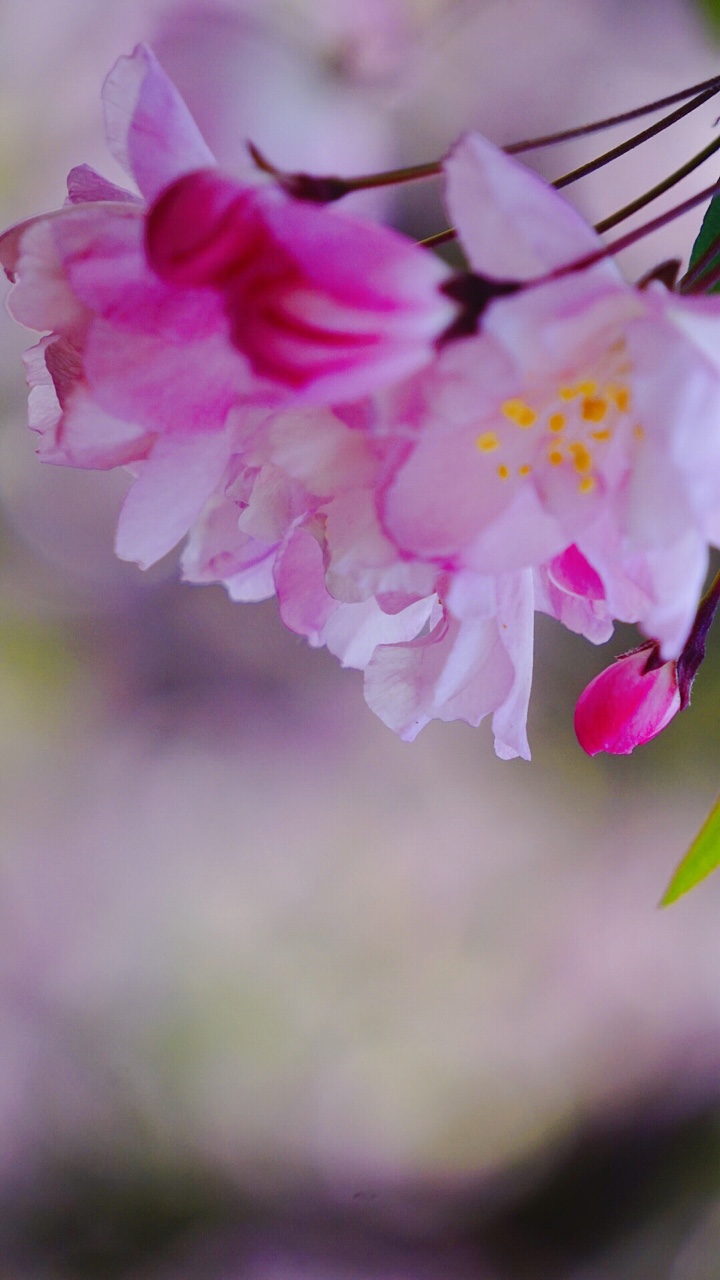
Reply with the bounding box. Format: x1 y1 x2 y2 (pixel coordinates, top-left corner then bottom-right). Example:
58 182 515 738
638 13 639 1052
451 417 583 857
574 644 681 756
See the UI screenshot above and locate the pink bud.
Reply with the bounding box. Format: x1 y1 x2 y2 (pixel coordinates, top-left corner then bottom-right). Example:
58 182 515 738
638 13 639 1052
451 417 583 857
574 645 681 756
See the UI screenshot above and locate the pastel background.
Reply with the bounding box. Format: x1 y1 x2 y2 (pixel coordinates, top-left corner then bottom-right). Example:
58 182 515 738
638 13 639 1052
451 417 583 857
2 2 720 1276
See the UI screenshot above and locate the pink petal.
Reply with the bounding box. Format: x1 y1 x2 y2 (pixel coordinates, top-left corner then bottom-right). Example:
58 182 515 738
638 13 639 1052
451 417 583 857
444 133 615 280
102 44 215 202
82 319 253 438
275 525 434 668
65 164 141 206
115 429 232 568
181 488 277 603
25 338 152 469
323 595 434 670
364 608 516 743
490 570 534 761
274 525 338 646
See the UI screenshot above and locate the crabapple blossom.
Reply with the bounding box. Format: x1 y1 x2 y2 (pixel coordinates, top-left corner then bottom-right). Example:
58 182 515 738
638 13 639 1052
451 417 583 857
381 133 720 662
180 401 535 756
0 44 454 570
6 46 720 760
145 167 454 403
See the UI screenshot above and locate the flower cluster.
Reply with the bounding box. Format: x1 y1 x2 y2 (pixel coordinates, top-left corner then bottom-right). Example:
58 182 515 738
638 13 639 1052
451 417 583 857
4 45 720 757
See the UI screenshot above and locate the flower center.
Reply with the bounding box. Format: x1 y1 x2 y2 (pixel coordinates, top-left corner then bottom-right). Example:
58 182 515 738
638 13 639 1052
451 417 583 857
474 360 637 495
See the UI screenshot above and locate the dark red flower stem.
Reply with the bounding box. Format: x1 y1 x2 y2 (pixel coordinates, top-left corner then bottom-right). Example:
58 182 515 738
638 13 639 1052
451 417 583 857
593 132 720 235
440 181 720 339
248 76 720 205
553 84 720 194
675 570 720 708
539 179 720 284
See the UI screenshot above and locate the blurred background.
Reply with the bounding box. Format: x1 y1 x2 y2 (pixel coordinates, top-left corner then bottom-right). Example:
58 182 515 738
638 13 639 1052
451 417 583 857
2 2 720 1276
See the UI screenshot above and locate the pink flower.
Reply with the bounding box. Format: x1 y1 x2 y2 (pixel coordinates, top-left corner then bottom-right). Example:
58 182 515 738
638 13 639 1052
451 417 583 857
180 398 535 756
145 168 455 403
574 644 681 756
365 568 534 756
380 133 720 661
0 44 454 571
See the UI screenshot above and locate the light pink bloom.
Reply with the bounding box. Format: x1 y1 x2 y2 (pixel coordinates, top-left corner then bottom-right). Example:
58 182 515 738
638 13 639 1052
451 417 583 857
381 133 720 660
574 644 681 756
365 568 534 756
0 44 454 571
180 398 535 755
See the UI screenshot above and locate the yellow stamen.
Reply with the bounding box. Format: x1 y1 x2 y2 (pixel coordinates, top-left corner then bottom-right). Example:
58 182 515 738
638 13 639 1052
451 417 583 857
578 476 596 494
518 464 532 476
608 384 631 412
476 431 499 452
582 396 607 423
560 379 596 400
501 398 537 428
548 412 565 433
568 441 592 473
590 427 612 442
548 448 564 467
497 463 510 479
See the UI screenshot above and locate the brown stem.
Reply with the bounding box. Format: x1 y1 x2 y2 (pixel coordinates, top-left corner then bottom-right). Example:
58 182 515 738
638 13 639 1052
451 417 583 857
538 179 720 285
248 75 720 204
552 84 720 194
594 132 720 236
505 74 720 154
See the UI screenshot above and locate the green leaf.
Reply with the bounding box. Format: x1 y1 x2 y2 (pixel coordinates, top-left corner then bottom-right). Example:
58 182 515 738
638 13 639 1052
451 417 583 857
661 793 720 905
687 180 720 293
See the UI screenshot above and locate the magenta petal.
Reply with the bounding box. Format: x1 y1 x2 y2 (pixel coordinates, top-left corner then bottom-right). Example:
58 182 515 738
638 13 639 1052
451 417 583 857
102 44 215 201
145 169 264 288
147 169 455 400
574 647 681 756
537 547 614 644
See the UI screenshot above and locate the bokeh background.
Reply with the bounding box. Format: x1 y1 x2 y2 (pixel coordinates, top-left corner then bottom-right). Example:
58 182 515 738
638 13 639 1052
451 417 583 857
2 2 720 1276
